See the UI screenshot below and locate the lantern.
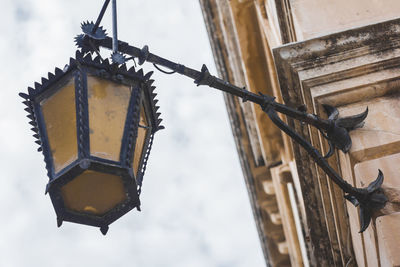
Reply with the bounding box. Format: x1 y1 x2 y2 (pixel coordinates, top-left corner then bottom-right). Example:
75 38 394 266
19 51 163 234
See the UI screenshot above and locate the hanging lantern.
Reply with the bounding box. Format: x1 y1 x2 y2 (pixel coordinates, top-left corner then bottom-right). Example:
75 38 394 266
19 51 163 234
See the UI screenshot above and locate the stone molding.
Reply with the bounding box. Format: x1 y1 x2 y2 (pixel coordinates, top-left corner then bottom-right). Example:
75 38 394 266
273 18 400 266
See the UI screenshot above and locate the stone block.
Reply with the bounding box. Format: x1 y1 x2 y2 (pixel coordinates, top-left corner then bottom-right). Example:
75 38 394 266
376 212 400 267
262 180 276 195
354 153 400 189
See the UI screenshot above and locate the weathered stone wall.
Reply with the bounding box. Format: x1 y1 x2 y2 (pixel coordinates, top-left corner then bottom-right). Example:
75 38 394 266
200 0 400 266
289 0 400 40
200 1 290 266
274 18 400 267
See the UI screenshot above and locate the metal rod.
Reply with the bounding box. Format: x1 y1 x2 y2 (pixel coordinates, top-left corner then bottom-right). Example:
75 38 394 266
266 108 360 197
112 0 118 53
92 0 111 34
93 37 331 130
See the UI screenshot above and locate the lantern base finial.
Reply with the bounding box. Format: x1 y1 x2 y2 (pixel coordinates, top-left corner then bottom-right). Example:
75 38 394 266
100 225 109 235
57 218 63 228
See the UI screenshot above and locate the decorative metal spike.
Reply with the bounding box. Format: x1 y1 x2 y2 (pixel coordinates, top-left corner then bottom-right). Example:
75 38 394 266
57 218 63 228
156 112 161 118
83 53 92 62
41 77 48 86
151 93 157 99
28 121 36 126
48 72 55 80
359 207 371 233
19 93 30 99
55 67 63 76
150 86 156 92
103 58 111 66
93 56 102 64
119 63 128 72
35 140 42 145
100 225 109 235
37 147 43 152
137 69 144 77
147 79 155 86
81 21 107 40
157 125 165 131
69 57 75 67
28 87 35 95
128 66 136 73
194 64 211 86
31 127 39 133
33 134 40 139
45 183 50 195
24 107 32 113
76 50 83 59
75 34 97 54
367 169 384 193
144 71 154 80
74 34 83 45
34 82 41 90
157 119 163 126
27 114 34 120
337 107 369 130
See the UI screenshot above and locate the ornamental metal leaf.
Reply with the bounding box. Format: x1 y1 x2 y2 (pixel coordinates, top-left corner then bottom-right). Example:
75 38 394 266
349 170 388 233
322 104 369 154
81 21 107 40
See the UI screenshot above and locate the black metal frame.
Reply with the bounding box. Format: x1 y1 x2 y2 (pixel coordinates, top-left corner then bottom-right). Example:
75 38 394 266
20 51 163 234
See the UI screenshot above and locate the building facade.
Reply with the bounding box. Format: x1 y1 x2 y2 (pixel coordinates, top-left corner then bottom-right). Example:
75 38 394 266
199 1 400 266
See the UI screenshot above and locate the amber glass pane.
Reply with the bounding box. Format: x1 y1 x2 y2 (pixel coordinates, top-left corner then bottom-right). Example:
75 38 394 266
88 77 131 161
133 105 148 176
61 170 126 216
41 79 78 174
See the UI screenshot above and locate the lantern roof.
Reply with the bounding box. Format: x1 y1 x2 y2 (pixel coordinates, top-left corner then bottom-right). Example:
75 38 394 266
20 50 164 154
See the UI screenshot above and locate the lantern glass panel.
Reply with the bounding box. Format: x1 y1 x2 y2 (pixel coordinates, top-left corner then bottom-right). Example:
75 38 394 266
41 78 78 174
133 104 149 175
61 170 127 216
88 76 131 162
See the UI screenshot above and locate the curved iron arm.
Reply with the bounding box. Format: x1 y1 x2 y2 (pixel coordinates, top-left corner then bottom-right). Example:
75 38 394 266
75 1 388 232
263 106 386 232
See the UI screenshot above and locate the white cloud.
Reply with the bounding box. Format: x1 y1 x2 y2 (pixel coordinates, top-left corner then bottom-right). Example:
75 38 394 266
0 1 265 266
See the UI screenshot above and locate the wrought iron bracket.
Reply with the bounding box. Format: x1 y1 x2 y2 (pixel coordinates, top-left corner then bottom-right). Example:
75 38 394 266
75 0 388 232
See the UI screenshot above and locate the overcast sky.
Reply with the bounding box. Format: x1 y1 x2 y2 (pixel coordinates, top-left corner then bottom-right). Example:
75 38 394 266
0 1 265 266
